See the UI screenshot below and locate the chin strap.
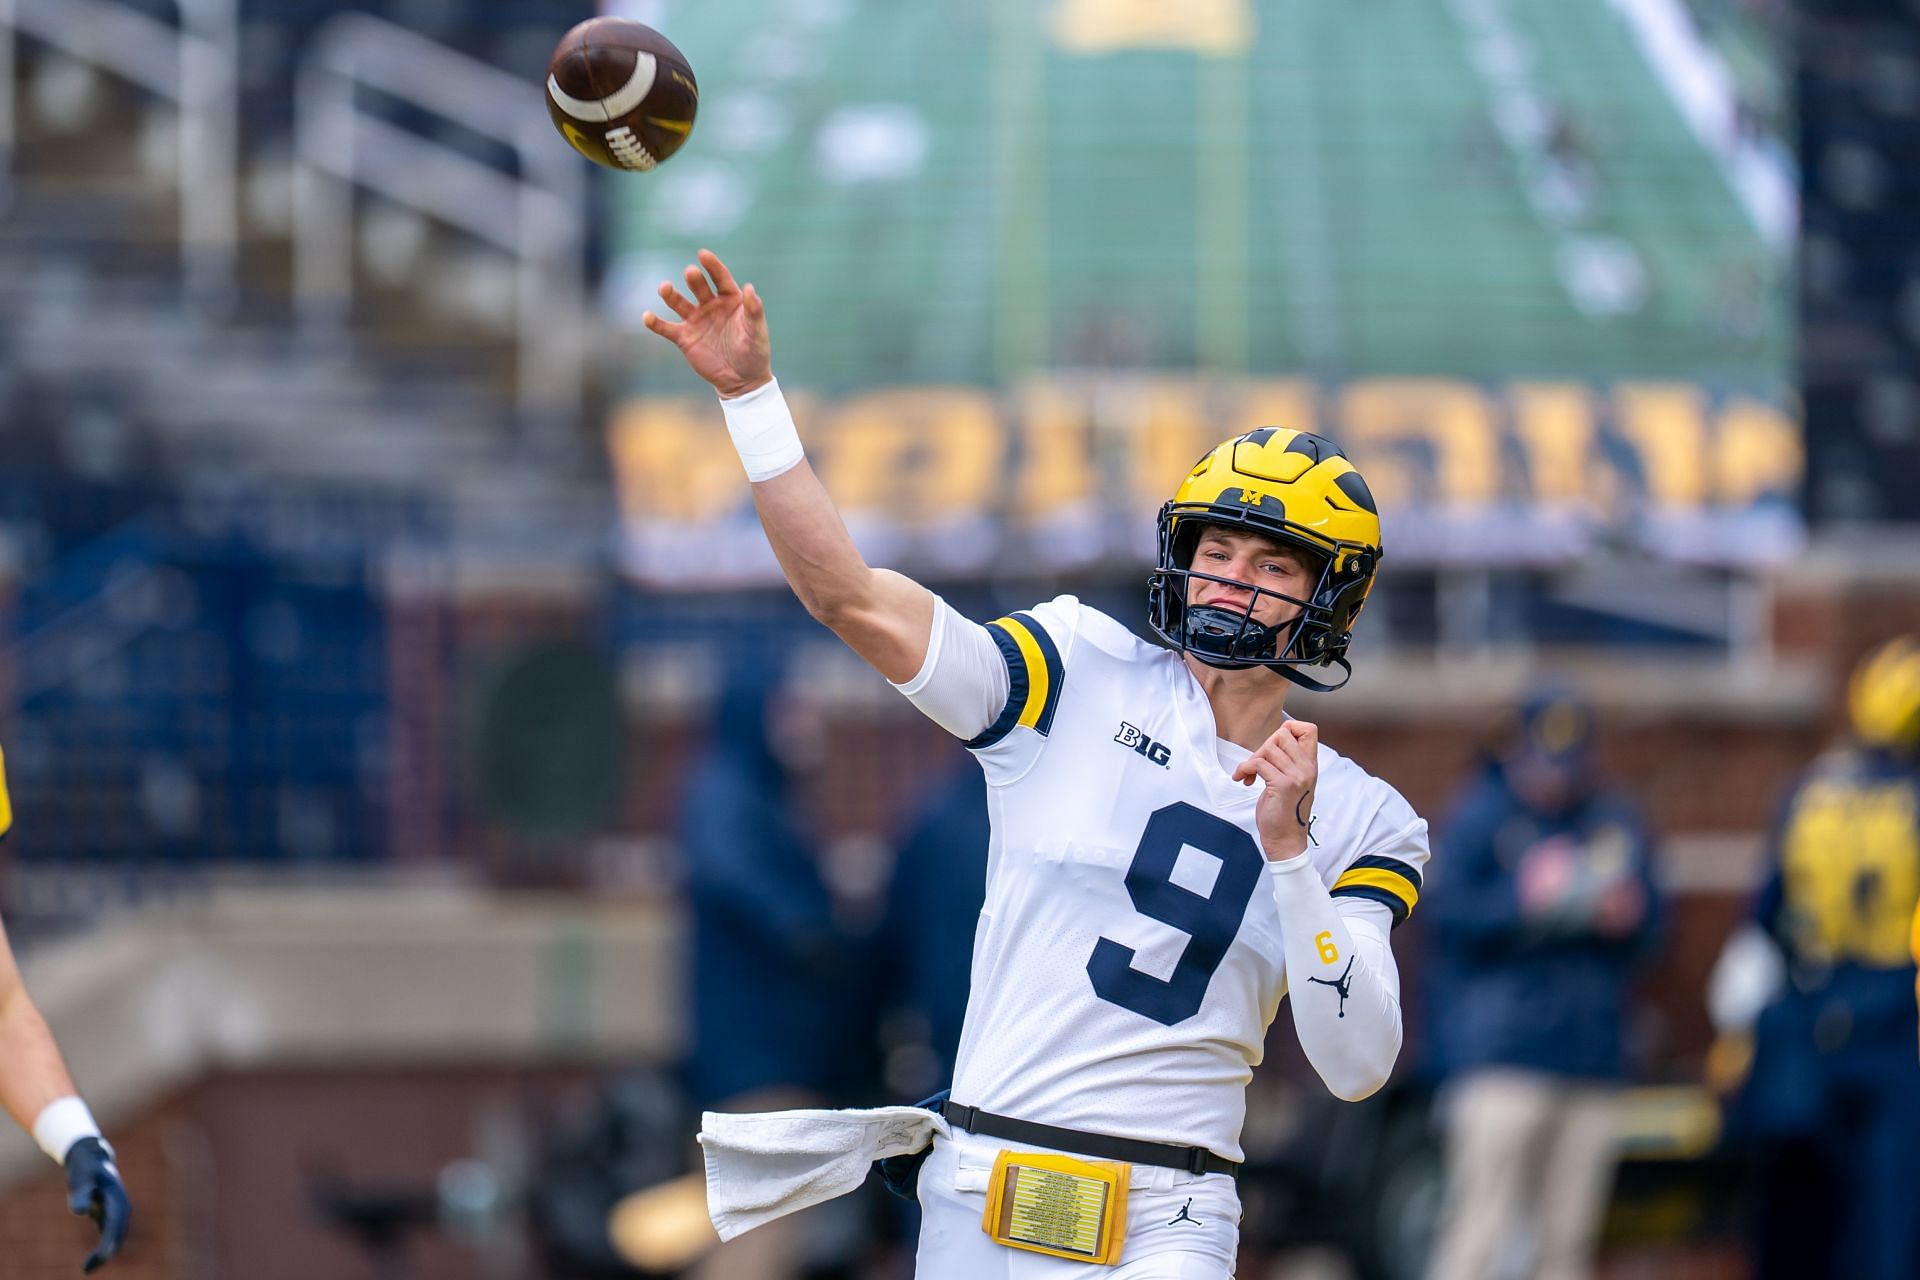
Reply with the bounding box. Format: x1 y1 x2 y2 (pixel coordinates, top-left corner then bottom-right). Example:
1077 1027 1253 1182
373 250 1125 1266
1274 657 1353 694
1191 648 1352 693
1181 604 1353 692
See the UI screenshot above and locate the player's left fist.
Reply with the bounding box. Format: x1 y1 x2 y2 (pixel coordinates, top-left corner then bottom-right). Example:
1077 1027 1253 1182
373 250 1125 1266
1233 720 1319 861
63 1137 130 1273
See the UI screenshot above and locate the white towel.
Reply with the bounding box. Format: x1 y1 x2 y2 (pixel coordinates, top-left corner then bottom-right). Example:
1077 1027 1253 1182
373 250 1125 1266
698 1105 951 1241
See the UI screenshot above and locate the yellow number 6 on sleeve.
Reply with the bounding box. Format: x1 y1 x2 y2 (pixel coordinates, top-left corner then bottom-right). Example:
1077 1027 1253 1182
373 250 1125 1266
1315 931 1339 964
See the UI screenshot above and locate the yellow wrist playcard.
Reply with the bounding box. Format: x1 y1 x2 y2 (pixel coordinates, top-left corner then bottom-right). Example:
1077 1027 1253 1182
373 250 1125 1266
981 1149 1129 1265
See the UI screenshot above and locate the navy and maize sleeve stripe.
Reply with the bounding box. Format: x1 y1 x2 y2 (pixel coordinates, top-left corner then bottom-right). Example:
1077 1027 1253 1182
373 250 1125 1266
1330 854 1422 926
964 612 1065 750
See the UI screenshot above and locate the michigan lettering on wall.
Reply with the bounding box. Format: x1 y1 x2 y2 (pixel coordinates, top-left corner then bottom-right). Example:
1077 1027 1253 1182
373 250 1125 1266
608 376 1802 586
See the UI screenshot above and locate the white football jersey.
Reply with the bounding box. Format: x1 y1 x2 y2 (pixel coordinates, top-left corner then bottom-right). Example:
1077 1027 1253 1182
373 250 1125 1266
935 596 1428 1162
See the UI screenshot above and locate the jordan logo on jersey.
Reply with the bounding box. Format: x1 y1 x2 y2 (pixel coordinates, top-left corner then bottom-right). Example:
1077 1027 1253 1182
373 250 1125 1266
1306 957 1356 1018
1115 721 1173 767
1167 1198 1203 1227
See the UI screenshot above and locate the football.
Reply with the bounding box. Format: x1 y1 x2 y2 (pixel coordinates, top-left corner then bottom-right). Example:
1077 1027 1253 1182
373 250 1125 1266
545 18 698 172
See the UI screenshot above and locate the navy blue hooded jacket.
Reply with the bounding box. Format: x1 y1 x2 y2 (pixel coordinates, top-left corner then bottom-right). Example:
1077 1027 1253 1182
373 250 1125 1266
1424 761 1663 1082
680 662 861 1107
875 758 989 1091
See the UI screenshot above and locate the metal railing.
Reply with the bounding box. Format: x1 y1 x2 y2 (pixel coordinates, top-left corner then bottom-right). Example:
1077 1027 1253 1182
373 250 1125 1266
293 12 589 433
0 0 237 307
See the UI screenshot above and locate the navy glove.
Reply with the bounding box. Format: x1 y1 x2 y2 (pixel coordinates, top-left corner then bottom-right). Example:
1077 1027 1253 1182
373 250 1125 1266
63 1136 131 1273
873 1090 949 1203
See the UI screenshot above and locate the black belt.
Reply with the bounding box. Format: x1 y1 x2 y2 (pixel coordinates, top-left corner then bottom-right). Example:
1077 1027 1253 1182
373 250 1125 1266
942 1101 1239 1179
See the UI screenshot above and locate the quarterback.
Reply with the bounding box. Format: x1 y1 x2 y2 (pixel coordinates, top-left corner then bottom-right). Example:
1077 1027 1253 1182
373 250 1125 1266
0 749 132 1272
646 252 1426 1277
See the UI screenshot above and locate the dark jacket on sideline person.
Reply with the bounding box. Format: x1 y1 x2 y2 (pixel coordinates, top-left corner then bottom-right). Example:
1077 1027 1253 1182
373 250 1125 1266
875 758 989 1093
680 662 861 1108
1425 760 1664 1082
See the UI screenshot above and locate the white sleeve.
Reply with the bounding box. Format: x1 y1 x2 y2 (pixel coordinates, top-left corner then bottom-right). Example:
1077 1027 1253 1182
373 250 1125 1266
889 594 1010 742
1707 923 1786 1035
1269 855 1403 1102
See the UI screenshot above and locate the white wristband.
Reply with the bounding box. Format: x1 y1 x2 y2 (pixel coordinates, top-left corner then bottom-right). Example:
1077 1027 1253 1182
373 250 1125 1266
718 377 805 482
32 1096 103 1164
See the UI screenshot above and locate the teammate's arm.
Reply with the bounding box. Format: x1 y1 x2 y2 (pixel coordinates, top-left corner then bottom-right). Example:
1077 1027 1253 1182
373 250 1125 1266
0 914 131 1272
642 250 933 683
0 914 79 1138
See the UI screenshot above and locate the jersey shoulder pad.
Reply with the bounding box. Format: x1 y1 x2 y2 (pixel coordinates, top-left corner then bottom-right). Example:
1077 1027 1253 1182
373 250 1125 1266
965 596 1080 751
1064 601 1159 662
1314 745 1428 927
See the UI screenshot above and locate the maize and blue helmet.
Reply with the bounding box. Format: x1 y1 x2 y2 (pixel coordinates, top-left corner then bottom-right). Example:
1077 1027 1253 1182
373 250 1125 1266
1849 635 1920 756
1146 427 1383 692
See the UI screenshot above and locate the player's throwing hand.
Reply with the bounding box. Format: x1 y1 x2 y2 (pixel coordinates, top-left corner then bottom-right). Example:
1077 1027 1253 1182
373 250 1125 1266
641 249 772 399
1233 720 1318 861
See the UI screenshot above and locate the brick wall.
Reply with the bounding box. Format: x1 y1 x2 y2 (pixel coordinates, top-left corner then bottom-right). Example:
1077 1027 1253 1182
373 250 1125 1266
0 1067 601 1280
0 1099 187 1280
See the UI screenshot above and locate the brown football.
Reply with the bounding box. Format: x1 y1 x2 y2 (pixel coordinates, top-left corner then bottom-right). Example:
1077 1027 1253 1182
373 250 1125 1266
545 18 697 172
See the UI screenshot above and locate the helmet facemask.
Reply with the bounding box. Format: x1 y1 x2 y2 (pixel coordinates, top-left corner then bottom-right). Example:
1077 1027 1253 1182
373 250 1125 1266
1147 509 1374 693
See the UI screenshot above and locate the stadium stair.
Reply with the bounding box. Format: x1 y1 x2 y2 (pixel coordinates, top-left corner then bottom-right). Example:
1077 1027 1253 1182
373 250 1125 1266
0 181 599 526
0 43 612 869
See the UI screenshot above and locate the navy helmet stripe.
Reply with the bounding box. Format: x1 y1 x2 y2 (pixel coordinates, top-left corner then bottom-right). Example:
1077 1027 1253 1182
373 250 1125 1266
1334 470 1378 514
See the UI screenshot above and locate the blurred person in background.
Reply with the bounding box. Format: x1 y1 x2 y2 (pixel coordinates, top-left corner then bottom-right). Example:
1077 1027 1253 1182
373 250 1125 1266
680 656 867 1280
866 756 990 1263
873 755 988 1103
0 748 132 1273
1423 687 1662 1280
1707 636 1920 1280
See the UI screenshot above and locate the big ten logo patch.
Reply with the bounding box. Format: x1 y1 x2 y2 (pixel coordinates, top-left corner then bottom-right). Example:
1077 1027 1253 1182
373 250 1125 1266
1115 721 1172 767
